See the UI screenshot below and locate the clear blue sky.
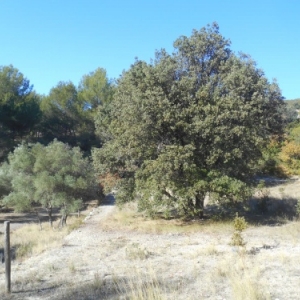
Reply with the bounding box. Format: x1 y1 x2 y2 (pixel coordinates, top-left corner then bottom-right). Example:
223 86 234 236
1 0 299 99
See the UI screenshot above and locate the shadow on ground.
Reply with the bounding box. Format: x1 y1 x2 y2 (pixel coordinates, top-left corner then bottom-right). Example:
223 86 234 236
204 195 298 226
2 273 180 300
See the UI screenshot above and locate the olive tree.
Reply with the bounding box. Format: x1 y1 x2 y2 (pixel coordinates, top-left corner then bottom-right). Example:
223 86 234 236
1 140 97 227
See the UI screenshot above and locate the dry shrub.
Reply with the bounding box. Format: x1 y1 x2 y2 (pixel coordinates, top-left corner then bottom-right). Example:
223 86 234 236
99 172 120 193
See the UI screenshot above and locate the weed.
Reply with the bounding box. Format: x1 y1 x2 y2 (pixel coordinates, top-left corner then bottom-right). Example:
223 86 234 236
67 215 85 233
126 243 150 260
213 255 270 300
195 244 219 257
47 263 57 272
68 262 76 274
15 241 35 259
117 268 166 300
14 270 43 289
230 275 270 300
92 272 105 290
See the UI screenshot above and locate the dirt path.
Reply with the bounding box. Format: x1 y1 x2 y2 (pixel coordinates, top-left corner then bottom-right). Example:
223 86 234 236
0 188 300 299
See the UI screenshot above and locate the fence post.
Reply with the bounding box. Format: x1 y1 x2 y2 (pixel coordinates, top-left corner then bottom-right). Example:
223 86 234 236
4 221 11 293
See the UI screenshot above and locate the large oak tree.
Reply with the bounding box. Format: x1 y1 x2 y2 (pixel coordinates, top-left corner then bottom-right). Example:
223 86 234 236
93 23 284 218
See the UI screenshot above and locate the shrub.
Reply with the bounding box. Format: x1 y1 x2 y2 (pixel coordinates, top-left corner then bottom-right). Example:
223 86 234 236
230 213 248 247
1 140 98 227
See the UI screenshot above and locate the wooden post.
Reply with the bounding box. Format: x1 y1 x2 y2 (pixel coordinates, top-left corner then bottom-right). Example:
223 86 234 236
4 221 11 293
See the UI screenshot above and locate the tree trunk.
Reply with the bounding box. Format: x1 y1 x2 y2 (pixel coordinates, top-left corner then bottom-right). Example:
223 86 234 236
59 202 68 228
47 204 53 228
35 210 43 230
195 193 205 218
59 214 67 227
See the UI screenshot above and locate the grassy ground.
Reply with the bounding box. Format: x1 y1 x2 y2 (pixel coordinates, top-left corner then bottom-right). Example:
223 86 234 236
0 215 84 261
0 179 300 299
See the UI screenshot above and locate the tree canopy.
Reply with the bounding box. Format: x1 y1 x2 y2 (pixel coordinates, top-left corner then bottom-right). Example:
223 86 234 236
78 67 114 110
93 23 284 218
39 81 83 145
1 140 97 226
0 65 41 159
39 69 114 152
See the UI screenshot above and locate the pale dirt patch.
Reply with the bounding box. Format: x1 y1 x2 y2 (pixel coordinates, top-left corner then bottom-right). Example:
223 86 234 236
0 183 299 299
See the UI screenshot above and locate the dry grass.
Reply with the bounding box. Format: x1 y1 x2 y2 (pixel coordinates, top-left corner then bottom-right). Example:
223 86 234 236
211 252 271 300
275 221 300 241
119 268 166 300
0 215 84 260
103 202 233 235
1 180 300 299
47 268 167 300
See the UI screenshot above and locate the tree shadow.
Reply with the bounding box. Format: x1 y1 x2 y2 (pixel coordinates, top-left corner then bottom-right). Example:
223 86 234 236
0 246 16 263
255 176 297 187
0 208 63 233
205 195 298 226
101 193 116 206
26 273 178 300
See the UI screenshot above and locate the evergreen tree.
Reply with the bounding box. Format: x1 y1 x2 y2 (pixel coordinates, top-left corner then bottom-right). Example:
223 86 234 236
93 23 284 218
0 65 41 160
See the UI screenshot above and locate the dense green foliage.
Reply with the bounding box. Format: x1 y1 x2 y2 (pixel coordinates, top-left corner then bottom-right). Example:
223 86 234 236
39 69 114 152
283 98 300 123
0 65 41 160
0 23 297 221
78 67 115 110
0 66 115 160
93 23 284 218
0 140 97 226
39 81 90 149
0 65 113 219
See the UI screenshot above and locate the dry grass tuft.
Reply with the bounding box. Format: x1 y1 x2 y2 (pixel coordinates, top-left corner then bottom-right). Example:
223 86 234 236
116 267 167 300
51 268 166 300
212 253 270 300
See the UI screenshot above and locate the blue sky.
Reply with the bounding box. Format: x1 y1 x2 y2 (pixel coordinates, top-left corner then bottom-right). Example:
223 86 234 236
1 0 299 99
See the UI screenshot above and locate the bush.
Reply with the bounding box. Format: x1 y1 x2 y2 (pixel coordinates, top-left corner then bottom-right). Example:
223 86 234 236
230 213 248 247
1 140 98 227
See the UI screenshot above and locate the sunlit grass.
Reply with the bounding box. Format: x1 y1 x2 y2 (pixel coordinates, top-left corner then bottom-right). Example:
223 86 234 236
211 253 270 300
0 215 85 260
103 202 234 235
